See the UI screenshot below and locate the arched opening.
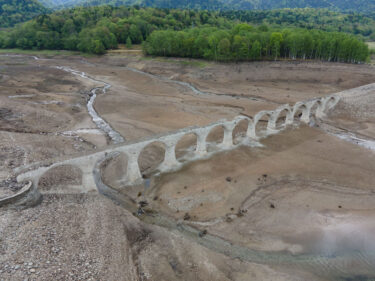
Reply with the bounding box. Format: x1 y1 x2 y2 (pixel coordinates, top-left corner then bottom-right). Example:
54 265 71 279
275 109 291 130
206 125 224 152
138 141 166 178
293 105 307 123
38 164 82 192
309 101 322 122
232 119 249 145
325 96 337 111
101 152 128 188
175 132 198 162
254 114 272 138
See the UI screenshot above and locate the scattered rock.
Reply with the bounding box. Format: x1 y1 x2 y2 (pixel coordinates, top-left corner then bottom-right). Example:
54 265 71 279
183 213 191 220
270 203 275 209
236 210 244 217
137 207 144 215
139 201 148 207
198 230 207 237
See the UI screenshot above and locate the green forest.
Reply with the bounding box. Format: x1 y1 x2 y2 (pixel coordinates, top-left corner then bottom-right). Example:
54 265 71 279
220 9 375 40
0 0 48 27
0 5 370 63
0 6 232 53
41 0 375 13
143 25 369 63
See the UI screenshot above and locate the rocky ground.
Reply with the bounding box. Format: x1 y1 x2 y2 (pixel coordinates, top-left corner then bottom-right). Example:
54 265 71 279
0 52 375 280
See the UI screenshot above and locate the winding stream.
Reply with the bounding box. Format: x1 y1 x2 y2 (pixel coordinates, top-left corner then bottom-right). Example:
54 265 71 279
123 66 281 104
334 131 375 152
95 153 375 281
55 66 125 144
3 54 375 279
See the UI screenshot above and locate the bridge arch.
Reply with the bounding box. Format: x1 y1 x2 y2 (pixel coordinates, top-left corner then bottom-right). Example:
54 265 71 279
269 105 293 131
292 102 309 123
308 99 323 120
253 110 274 139
101 151 129 188
175 132 198 162
324 95 340 112
232 116 252 144
38 164 83 192
206 124 225 151
137 141 167 178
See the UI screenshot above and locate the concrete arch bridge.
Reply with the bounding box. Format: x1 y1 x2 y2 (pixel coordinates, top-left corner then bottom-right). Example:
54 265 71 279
15 95 340 190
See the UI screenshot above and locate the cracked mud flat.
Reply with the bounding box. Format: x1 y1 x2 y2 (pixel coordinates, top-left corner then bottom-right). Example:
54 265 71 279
0 52 375 280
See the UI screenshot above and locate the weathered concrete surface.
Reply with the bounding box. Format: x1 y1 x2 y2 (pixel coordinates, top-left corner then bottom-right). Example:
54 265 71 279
15 94 340 190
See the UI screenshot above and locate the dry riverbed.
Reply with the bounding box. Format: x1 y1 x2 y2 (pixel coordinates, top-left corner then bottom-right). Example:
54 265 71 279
0 52 375 280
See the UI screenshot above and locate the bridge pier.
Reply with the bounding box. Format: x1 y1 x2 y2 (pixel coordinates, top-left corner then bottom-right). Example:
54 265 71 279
126 152 142 185
13 95 341 190
222 123 236 148
195 128 211 155
81 168 97 191
160 138 180 170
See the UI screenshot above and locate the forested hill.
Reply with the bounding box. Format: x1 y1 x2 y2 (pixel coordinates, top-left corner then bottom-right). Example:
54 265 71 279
0 0 48 27
46 0 375 13
0 5 369 63
223 0 375 13
220 9 375 40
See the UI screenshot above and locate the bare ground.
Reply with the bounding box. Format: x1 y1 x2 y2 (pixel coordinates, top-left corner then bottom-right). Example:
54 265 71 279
0 53 375 280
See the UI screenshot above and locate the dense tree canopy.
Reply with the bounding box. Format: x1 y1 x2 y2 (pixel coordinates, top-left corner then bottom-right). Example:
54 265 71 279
0 5 370 63
143 25 369 63
220 8 375 40
0 6 231 54
0 0 48 27
43 0 375 13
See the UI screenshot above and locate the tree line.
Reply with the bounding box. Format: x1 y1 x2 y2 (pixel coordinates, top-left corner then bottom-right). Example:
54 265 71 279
0 6 231 54
220 8 375 40
0 5 370 63
0 0 48 27
36 0 375 13
143 24 369 63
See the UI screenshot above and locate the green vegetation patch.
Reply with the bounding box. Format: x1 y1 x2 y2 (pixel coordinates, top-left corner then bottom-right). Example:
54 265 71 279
144 25 369 63
0 0 49 27
0 5 370 63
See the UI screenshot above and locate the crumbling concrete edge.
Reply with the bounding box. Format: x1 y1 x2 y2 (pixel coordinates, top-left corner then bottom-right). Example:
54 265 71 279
0 181 42 209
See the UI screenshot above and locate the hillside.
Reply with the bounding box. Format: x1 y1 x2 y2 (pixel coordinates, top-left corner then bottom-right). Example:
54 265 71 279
225 0 375 13
220 8 375 40
0 0 48 27
46 0 375 13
